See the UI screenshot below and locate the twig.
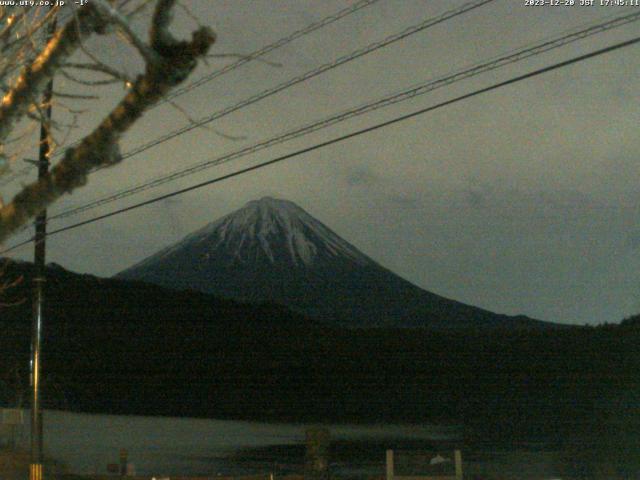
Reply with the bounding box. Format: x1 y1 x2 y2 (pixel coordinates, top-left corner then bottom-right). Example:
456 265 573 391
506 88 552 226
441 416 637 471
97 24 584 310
166 98 247 141
0 4 109 144
0 0 215 242
92 0 159 64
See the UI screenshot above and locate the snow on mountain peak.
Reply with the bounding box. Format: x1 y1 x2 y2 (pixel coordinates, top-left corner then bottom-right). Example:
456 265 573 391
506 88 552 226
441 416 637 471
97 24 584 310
221 197 371 267
154 197 372 268
117 197 549 330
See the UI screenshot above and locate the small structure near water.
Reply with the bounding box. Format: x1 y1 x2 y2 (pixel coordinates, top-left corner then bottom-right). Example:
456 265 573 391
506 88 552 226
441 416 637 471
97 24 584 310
386 449 463 480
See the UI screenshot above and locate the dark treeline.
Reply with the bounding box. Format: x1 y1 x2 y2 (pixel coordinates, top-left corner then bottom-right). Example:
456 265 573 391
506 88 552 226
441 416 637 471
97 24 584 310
0 260 638 446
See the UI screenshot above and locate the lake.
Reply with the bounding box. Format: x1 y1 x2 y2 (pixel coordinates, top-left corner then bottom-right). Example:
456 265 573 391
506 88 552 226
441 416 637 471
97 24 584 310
9 409 627 478
11 410 461 477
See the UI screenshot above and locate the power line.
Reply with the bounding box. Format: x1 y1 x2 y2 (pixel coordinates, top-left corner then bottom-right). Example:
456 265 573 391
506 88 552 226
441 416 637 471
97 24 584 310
114 0 494 161
47 10 640 222
0 0 494 196
3 0 493 187
0 0 382 186
3 34 638 256
159 0 382 105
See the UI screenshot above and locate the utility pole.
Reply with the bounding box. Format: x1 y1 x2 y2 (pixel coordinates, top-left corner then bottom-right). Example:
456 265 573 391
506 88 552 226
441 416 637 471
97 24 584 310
30 9 56 480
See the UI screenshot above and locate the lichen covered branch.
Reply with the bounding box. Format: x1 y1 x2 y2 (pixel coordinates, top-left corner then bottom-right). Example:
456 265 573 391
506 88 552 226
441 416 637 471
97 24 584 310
0 1 215 243
0 7 108 144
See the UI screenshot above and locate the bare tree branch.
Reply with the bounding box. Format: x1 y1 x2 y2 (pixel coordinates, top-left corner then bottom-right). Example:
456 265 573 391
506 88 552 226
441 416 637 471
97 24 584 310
123 0 154 19
0 0 215 243
166 98 247 141
59 67 124 87
0 259 23 307
92 0 159 64
51 90 100 100
0 6 109 145
62 61 134 84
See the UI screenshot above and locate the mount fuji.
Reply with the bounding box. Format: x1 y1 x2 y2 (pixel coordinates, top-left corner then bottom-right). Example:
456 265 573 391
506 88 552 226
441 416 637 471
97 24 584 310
117 197 549 329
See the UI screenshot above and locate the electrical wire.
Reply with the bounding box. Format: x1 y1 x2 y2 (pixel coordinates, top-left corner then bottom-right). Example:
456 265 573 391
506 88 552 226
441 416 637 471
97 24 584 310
159 0 382 105
2 34 638 256
46 9 640 222
0 0 382 186
108 0 495 163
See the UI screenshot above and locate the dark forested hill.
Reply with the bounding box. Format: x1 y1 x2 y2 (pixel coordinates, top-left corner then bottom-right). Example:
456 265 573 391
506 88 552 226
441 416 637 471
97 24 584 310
0 259 638 445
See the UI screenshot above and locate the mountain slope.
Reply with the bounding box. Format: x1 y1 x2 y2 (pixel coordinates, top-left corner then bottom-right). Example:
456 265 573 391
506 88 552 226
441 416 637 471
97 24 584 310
117 197 550 329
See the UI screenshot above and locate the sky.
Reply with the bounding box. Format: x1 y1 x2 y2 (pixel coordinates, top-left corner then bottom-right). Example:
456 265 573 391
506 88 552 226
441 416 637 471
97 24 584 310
3 0 640 325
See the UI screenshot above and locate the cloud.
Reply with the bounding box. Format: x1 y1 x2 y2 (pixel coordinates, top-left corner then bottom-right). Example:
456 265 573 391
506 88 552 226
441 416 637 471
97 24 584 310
389 194 418 208
345 166 379 187
627 231 640 251
464 188 487 209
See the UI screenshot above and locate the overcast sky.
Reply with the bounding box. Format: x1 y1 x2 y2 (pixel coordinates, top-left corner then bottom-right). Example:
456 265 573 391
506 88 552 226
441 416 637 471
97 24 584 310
4 0 640 325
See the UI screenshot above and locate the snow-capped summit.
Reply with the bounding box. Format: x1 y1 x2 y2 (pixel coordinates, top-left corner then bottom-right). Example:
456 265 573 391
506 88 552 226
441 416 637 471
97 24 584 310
186 196 371 267
117 197 548 329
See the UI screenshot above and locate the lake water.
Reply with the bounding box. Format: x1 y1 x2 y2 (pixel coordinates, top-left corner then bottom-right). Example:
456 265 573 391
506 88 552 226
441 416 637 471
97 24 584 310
11 410 462 477
11 409 623 478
